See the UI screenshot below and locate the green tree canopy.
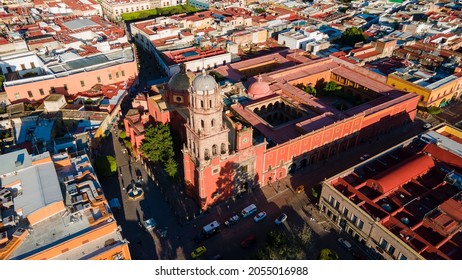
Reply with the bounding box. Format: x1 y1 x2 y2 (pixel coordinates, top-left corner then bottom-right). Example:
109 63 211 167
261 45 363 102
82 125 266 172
95 155 117 177
319 248 339 260
164 157 178 179
0 74 5 89
257 225 313 259
340 27 367 47
323 81 342 92
305 86 317 96
427 106 441 115
118 131 126 139
140 123 174 164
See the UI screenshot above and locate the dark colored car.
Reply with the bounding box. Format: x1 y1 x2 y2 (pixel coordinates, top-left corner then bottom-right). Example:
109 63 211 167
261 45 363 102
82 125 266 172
241 235 256 248
224 215 240 227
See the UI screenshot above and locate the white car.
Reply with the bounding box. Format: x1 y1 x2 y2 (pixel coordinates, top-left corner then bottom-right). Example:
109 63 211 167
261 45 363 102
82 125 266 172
422 123 432 129
253 211 267 222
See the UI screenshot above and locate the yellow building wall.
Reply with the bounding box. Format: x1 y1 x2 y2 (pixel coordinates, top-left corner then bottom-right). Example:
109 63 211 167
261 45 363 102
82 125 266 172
387 74 462 107
387 74 430 104
436 125 462 139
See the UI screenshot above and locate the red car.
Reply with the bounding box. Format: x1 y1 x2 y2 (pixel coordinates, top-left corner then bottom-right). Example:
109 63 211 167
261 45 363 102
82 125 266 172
241 235 256 248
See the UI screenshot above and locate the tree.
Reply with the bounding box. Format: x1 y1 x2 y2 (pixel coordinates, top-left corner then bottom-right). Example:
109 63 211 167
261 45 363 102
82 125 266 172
340 27 367 47
305 86 317 96
164 157 178 179
140 123 174 164
323 81 342 93
0 74 4 89
427 106 441 115
118 131 126 139
95 155 117 177
319 248 339 260
257 225 313 259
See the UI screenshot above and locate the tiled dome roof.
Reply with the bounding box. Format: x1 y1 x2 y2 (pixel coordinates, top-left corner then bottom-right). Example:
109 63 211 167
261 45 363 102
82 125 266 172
247 75 272 99
168 64 195 91
192 69 218 92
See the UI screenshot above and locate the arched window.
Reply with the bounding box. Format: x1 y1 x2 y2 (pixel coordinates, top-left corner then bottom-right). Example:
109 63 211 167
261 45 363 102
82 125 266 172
221 143 226 154
212 144 217 155
201 120 204 129
200 100 204 108
211 119 215 127
204 149 210 160
209 100 212 108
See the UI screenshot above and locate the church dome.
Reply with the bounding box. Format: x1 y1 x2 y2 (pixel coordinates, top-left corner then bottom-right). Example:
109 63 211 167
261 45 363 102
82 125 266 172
192 69 218 92
168 64 195 91
247 75 272 99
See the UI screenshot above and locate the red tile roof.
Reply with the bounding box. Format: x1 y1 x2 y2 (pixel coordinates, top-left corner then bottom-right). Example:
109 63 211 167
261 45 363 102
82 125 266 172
374 154 435 194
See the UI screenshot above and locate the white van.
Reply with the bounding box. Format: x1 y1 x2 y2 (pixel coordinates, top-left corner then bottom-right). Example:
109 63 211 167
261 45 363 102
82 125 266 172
202 220 220 237
241 204 257 218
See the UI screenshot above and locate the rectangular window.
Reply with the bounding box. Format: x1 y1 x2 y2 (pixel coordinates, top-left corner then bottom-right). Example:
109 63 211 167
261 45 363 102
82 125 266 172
116 72 120 78
334 201 340 210
121 70 125 76
399 254 407 260
388 245 395 256
329 195 334 205
343 207 349 217
50 87 55 93
97 76 101 83
20 64 26 70
27 91 33 98
30 62 35 68
14 93 20 100
380 238 388 250
358 220 364 230
268 165 272 171
109 74 112 80
80 80 85 87
39 88 44 95
351 214 357 224
64 84 68 90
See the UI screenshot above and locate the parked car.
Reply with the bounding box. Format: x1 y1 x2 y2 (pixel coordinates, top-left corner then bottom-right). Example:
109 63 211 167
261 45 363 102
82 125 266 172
240 235 256 248
422 123 432 129
360 154 370 161
253 211 267 222
224 215 240 227
275 213 288 225
191 246 207 259
338 238 352 251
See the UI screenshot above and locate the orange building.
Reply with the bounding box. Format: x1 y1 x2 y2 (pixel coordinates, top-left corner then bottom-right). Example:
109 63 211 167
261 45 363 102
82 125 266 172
0 150 130 260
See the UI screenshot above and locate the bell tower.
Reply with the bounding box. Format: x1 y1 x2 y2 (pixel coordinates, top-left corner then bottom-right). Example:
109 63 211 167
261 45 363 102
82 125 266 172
183 70 230 209
185 70 229 163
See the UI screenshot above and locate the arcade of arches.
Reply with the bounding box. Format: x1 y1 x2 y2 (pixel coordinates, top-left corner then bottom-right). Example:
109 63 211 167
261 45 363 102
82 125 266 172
250 98 306 127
